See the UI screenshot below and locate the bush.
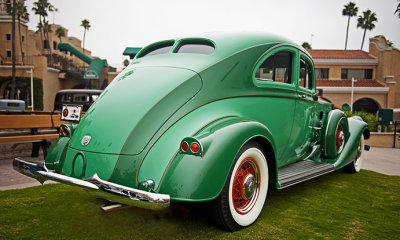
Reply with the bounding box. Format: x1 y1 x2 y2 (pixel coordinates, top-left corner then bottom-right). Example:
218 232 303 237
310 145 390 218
345 111 379 132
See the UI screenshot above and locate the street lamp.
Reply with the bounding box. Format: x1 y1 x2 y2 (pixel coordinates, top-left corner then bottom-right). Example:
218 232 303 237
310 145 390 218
27 68 34 111
350 77 357 112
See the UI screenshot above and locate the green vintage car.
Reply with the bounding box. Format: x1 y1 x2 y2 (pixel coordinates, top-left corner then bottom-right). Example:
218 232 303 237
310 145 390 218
14 32 370 231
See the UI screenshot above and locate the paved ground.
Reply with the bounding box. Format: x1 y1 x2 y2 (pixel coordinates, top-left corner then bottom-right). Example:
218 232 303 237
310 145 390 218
0 146 399 191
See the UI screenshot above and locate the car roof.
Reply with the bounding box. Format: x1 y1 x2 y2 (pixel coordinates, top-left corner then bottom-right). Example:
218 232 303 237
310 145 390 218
133 32 309 72
175 32 299 56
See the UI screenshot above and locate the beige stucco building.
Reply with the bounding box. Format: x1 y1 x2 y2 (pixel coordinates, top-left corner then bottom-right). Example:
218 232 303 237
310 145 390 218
0 1 116 111
309 35 400 114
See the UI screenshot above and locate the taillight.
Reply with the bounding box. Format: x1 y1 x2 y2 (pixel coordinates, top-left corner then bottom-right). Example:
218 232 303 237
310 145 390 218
63 127 69 136
181 141 189 152
59 124 75 137
180 138 203 156
190 142 200 153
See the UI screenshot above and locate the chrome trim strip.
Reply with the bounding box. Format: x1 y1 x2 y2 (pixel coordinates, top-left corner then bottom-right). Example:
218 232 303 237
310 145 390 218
13 158 170 210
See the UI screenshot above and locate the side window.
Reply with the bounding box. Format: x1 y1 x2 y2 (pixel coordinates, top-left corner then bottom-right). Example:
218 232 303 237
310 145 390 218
256 52 292 84
299 58 313 90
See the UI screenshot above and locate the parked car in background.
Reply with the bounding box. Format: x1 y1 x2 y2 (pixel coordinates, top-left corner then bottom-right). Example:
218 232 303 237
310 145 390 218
0 99 25 111
54 89 103 111
14 32 370 231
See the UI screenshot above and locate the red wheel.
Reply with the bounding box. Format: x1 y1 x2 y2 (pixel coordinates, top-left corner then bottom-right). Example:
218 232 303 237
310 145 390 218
231 158 260 215
336 125 345 154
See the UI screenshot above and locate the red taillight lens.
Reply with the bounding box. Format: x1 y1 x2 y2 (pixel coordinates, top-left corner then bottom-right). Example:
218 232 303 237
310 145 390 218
59 128 63 136
63 128 69 136
181 141 189 152
190 142 200 153
62 108 69 117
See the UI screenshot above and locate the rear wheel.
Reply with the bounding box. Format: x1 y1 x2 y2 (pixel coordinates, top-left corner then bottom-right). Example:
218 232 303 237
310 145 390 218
344 135 365 173
212 141 268 231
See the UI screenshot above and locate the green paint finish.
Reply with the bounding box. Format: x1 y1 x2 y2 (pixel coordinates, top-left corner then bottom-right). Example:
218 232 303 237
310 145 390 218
45 137 70 170
61 148 119 180
69 67 201 155
44 32 369 203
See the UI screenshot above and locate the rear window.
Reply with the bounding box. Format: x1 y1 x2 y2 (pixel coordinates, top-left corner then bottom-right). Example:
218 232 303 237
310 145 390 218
175 41 215 55
73 94 89 102
61 94 72 102
137 41 174 58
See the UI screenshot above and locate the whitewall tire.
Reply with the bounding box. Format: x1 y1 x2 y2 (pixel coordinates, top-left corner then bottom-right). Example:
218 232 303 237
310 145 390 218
344 135 365 173
212 141 269 231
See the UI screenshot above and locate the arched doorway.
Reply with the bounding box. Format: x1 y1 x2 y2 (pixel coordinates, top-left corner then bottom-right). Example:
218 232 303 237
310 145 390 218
353 98 380 115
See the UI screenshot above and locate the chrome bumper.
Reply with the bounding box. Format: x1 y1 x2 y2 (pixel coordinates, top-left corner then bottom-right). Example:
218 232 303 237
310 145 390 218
13 158 170 210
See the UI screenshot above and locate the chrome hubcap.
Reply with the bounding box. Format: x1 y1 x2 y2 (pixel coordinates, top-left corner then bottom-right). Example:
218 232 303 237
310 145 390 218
355 142 362 165
243 174 256 199
337 131 345 153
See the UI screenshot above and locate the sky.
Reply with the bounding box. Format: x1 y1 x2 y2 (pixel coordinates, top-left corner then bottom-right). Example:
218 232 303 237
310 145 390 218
25 0 400 68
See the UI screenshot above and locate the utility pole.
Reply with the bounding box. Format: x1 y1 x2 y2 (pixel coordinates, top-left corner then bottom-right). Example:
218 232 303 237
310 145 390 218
350 77 357 112
27 68 34 110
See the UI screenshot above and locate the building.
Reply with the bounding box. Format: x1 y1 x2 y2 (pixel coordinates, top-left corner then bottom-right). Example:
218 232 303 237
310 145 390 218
309 36 400 114
0 0 116 111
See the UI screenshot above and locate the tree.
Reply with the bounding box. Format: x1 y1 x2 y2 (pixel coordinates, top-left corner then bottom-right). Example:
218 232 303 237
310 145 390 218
386 39 394 47
80 19 91 53
342 2 358 50
6 1 29 64
301 42 312 49
55 26 65 43
16 2 29 64
32 0 54 54
123 59 130 69
395 0 400 18
357 9 377 50
5 0 17 98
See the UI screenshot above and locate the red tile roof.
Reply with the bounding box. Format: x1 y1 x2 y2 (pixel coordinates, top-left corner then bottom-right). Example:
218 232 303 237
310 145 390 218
316 79 385 87
307 49 376 59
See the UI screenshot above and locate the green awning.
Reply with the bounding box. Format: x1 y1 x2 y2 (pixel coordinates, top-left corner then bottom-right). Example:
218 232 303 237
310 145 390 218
84 59 108 79
123 47 142 59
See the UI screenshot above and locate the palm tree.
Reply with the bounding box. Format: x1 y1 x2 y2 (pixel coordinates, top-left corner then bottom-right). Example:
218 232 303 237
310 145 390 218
15 2 29 64
32 0 54 53
395 0 400 18
301 42 312 49
342 2 358 50
357 9 378 50
5 0 17 98
80 19 91 53
55 27 65 43
36 22 44 48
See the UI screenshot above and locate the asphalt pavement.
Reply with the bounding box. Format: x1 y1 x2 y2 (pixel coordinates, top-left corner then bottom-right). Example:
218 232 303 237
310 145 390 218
0 147 399 191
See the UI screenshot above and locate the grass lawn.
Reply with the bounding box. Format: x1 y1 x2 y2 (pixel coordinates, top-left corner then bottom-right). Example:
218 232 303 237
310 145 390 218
0 170 399 240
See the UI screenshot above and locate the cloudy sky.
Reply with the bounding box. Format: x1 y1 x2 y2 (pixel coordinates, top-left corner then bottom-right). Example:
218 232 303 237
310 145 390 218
25 0 400 68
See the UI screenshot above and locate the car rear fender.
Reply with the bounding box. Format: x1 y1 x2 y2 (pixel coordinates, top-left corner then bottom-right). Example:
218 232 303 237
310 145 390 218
45 137 70 171
158 116 276 201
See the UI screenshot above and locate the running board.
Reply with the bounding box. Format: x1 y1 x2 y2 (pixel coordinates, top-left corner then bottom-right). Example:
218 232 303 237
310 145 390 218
278 160 335 189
